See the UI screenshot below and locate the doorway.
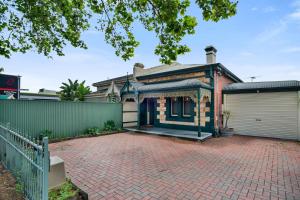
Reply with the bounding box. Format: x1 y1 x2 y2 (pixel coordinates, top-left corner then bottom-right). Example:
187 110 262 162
147 98 155 125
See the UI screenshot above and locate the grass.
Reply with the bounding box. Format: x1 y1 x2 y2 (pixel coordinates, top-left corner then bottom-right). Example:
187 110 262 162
49 180 78 200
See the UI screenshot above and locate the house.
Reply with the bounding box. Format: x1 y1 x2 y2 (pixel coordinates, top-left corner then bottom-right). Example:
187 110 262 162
92 46 242 136
223 81 300 140
91 46 300 140
85 75 134 102
20 88 59 100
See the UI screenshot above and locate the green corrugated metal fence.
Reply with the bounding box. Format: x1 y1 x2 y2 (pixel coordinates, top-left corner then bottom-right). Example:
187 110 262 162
0 100 122 139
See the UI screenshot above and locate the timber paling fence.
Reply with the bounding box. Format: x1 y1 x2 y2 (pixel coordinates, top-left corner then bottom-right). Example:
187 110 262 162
0 123 49 200
0 100 122 139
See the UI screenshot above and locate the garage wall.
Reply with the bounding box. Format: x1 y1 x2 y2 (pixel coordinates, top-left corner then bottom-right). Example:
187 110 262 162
298 91 300 140
123 101 138 127
224 92 299 140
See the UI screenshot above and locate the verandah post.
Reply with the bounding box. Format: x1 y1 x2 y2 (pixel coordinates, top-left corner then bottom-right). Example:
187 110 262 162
197 89 201 137
137 92 140 129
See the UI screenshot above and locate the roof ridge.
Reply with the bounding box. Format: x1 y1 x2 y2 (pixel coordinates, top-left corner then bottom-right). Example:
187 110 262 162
239 80 299 84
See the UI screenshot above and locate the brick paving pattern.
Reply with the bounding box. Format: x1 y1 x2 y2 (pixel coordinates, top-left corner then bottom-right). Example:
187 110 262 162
50 133 300 200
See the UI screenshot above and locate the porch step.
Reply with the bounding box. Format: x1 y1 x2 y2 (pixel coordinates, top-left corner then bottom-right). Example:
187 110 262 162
125 127 212 142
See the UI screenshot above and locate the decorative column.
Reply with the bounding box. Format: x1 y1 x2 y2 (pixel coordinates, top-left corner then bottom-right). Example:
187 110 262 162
137 92 140 129
197 89 201 137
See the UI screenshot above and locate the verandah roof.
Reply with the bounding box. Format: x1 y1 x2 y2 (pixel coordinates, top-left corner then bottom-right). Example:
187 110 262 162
121 78 212 103
131 79 212 93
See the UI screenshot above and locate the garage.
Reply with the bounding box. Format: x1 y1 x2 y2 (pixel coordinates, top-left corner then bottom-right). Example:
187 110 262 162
223 81 300 140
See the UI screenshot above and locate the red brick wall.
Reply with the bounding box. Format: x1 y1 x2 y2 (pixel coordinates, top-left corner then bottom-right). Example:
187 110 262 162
214 72 234 130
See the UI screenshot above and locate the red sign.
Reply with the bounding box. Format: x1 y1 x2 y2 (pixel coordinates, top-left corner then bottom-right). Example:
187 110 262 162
0 74 20 99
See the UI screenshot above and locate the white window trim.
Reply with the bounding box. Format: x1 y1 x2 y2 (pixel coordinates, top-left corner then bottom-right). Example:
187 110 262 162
182 97 191 117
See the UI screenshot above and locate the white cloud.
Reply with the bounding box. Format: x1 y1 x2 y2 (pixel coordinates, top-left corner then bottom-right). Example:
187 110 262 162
251 6 277 13
281 47 300 53
263 6 277 13
288 10 300 20
256 20 287 42
289 0 300 21
255 0 300 42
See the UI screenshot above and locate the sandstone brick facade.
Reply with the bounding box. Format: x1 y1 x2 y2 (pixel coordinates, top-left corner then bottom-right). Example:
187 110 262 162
157 96 210 127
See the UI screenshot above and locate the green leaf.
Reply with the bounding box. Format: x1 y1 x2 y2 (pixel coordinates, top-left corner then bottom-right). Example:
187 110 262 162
0 0 237 64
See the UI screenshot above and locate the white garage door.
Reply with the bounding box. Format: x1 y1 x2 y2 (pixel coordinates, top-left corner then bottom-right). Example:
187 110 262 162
123 101 138 128
224 92 299 140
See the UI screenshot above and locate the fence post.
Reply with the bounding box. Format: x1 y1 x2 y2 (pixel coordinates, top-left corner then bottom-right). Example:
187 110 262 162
4 123 10 168
42 137 49 200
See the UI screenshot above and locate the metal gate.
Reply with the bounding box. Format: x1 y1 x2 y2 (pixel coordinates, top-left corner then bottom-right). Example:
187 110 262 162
0 123 49 200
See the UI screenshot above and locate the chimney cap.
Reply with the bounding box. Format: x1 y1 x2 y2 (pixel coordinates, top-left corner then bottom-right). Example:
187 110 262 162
134 63 144 68
205 45 217 53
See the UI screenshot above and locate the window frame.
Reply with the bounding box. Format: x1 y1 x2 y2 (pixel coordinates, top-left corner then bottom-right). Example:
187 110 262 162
170 97 179 116
182 96 192 117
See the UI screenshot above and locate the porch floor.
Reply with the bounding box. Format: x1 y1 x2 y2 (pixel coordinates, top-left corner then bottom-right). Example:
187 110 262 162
125 127 212 141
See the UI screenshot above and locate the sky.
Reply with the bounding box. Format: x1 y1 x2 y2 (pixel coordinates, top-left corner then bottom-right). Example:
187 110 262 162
2 0 300 92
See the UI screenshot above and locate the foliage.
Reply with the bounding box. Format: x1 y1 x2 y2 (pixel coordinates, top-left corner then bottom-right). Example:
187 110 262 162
14 173 24 194
222 110 231 129
85 127 100 135
15 182 23 194
0 0 238 64
39 129 53 141
103 120 117 131
49 180 78 200
59 79 91 101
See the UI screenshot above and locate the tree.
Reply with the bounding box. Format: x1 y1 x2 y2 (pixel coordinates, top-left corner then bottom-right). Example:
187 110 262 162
0 67 3 73
222 110 231 129
0 0 237 64
59 79 91 101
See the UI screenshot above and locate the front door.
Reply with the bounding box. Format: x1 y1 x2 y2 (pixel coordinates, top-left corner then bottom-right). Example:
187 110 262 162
147 98 155 125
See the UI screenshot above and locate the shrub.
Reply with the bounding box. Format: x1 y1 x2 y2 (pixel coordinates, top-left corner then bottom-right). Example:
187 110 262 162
39 130 53 141
84 127 100 135
103 120 117 131
49 179 78 200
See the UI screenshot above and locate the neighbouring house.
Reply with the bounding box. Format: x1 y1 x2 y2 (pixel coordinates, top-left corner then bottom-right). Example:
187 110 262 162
20 88 59 101
223 81 300 140
85 75 134 102
92 46 242 135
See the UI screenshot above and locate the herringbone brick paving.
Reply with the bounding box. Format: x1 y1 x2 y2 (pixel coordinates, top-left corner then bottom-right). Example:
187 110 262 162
49 133 300 200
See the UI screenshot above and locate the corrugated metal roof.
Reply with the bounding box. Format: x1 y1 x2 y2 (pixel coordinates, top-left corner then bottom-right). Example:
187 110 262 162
93 74 133 87
136 79 212 92
223 80 300 92
130 82 144 88
136 62 205 77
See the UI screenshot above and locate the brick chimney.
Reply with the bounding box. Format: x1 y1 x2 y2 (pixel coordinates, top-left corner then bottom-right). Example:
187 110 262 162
133 63 144 80
205 46 217 64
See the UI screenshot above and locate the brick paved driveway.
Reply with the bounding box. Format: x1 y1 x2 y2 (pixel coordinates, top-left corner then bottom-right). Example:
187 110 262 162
49 133 300 200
